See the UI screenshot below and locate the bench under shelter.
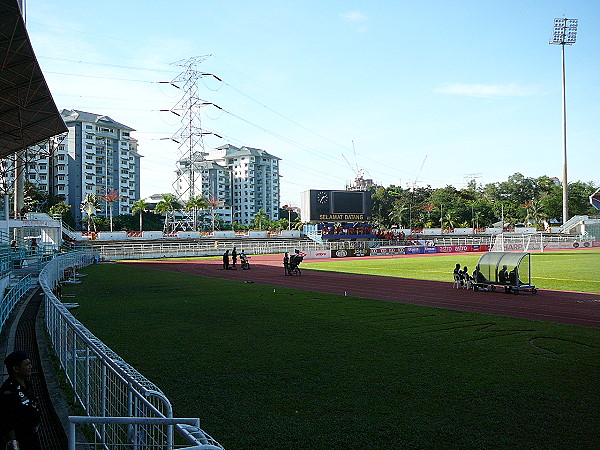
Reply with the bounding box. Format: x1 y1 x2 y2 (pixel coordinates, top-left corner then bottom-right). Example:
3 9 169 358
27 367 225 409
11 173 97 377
472 251 537 294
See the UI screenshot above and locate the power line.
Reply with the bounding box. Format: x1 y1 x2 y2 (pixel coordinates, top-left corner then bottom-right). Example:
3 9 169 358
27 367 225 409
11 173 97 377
46 71 162 83
39 56 179 74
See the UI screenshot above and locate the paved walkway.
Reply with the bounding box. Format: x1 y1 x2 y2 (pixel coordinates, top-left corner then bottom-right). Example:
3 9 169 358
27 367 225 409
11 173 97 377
1 287 68 449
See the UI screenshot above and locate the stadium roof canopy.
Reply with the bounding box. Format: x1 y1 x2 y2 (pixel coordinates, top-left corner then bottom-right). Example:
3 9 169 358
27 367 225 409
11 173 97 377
0 0 66 158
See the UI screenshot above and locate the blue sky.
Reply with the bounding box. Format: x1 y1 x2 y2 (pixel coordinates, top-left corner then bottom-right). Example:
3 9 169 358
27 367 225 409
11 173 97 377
26 0 599 206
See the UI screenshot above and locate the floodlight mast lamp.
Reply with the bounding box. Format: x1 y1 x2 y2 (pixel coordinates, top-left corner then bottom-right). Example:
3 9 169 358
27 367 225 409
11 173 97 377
549 17 578 226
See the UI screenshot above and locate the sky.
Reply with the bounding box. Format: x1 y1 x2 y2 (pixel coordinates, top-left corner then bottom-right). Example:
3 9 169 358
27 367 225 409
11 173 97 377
25 0 600 207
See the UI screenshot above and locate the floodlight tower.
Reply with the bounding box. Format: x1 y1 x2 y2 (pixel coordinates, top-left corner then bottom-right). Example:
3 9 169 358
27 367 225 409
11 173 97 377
549 17 578 225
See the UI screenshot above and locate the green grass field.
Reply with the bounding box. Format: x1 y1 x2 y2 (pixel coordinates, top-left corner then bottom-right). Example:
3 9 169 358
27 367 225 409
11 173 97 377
305 249 600 293
65 251 600 449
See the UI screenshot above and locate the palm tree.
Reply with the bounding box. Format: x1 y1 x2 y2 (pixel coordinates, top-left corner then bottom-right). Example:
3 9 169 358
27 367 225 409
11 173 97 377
131 198 148 232
185 195 208 231
80 193 99 232
99 188 120 232
389 203 408 228
206 195 222 233
443 212 456 230
252 208 268 231
423 203 435 221
155 194 182 232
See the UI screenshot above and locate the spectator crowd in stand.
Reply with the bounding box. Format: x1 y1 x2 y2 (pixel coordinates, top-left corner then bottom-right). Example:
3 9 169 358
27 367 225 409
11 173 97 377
318 223 426 245
320 223 374 236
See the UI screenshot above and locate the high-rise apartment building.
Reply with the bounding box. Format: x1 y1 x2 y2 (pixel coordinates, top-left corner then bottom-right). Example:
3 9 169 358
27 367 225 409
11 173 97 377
174 144 280 226
4 109 141 225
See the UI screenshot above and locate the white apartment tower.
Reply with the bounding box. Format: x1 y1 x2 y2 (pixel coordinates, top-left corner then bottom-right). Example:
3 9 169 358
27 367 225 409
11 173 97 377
174 151 232 204
8 109 142 225
174 144 280 226
61 109 141 224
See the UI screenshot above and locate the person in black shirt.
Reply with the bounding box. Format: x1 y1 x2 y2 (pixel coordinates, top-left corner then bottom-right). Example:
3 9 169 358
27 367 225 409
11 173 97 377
453 263 463 287
498 265 510 292
222 250 230 270
0 351 41 450
231 247 238 269
283 252 290 275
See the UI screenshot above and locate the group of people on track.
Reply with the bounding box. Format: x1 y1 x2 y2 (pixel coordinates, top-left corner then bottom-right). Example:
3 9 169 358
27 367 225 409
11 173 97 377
222 248 305 275
222 247 249 270
283 249 304 275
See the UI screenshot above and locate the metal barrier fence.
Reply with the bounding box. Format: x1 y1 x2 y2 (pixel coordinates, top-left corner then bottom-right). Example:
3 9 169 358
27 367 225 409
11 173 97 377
39 252 223 449
0 273 32 331
92 239 332 260
68 417 223 450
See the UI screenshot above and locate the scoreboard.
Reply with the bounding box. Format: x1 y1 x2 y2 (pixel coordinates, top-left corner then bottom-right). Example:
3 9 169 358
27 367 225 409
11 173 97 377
300 190 372 222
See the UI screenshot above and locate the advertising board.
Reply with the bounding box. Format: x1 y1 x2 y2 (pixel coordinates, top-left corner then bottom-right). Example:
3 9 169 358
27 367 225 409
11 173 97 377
436 245 472 253
370 247 405 256
304 250 331 259
331 248 371 258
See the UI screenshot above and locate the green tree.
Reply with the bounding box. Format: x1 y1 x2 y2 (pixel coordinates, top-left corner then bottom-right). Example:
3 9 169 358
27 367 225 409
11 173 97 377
388 202 408 228
99 188 120 232
155 194 182 232
49 201 75 228
252 208 269 231
23 181 65 212
206 196 223 232
131 198 149 232
185 195 208 231
568 181 598 216
443 212 456 230
370 185 404 228
49 201 71 217
80 193 99 232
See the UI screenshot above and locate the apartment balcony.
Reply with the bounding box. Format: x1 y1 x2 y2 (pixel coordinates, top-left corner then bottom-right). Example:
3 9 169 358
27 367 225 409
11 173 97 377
96 130 116 139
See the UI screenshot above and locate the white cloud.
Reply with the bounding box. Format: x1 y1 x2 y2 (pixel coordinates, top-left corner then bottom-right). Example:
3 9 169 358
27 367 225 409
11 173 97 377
342 11 368 32
434 83 539 98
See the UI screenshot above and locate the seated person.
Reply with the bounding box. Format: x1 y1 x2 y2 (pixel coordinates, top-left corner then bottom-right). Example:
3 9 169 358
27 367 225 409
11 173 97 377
498 265 511 292
473 265 487 284
509 268 520 286
498 265 509 284
453 263 462 285
462 266 472 285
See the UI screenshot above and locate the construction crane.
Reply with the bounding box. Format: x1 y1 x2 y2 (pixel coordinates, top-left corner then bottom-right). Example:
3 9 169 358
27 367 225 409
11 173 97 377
412 155 428 190
342 140 373 190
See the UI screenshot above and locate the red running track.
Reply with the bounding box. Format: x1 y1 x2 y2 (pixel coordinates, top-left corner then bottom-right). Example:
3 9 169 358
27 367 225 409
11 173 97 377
124 254 600 328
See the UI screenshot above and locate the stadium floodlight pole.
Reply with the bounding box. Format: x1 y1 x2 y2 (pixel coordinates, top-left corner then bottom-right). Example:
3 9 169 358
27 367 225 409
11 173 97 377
550 17 578 225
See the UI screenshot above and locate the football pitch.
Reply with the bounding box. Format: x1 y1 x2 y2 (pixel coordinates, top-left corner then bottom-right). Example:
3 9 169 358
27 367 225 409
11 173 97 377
305 249 600 294
66 250 600 448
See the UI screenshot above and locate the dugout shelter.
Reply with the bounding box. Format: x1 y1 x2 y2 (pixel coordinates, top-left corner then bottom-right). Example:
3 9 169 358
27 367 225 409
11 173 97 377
474 252 536 294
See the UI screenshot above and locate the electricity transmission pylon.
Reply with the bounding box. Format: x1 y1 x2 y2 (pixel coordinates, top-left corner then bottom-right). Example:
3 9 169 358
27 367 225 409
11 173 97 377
165 55 222 232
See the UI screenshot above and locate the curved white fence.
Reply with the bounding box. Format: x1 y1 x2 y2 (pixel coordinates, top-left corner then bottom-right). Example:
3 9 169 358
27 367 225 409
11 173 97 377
39 251 223 449
0 273 33 331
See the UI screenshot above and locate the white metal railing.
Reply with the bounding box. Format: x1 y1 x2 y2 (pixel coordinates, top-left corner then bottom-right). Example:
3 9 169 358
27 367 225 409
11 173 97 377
68 417 222 450
432 236 496 246
39 252 223 449
0 273 33 331
488 232 593 252
92 239 331 260
57 216 79 240
558 215 588 233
